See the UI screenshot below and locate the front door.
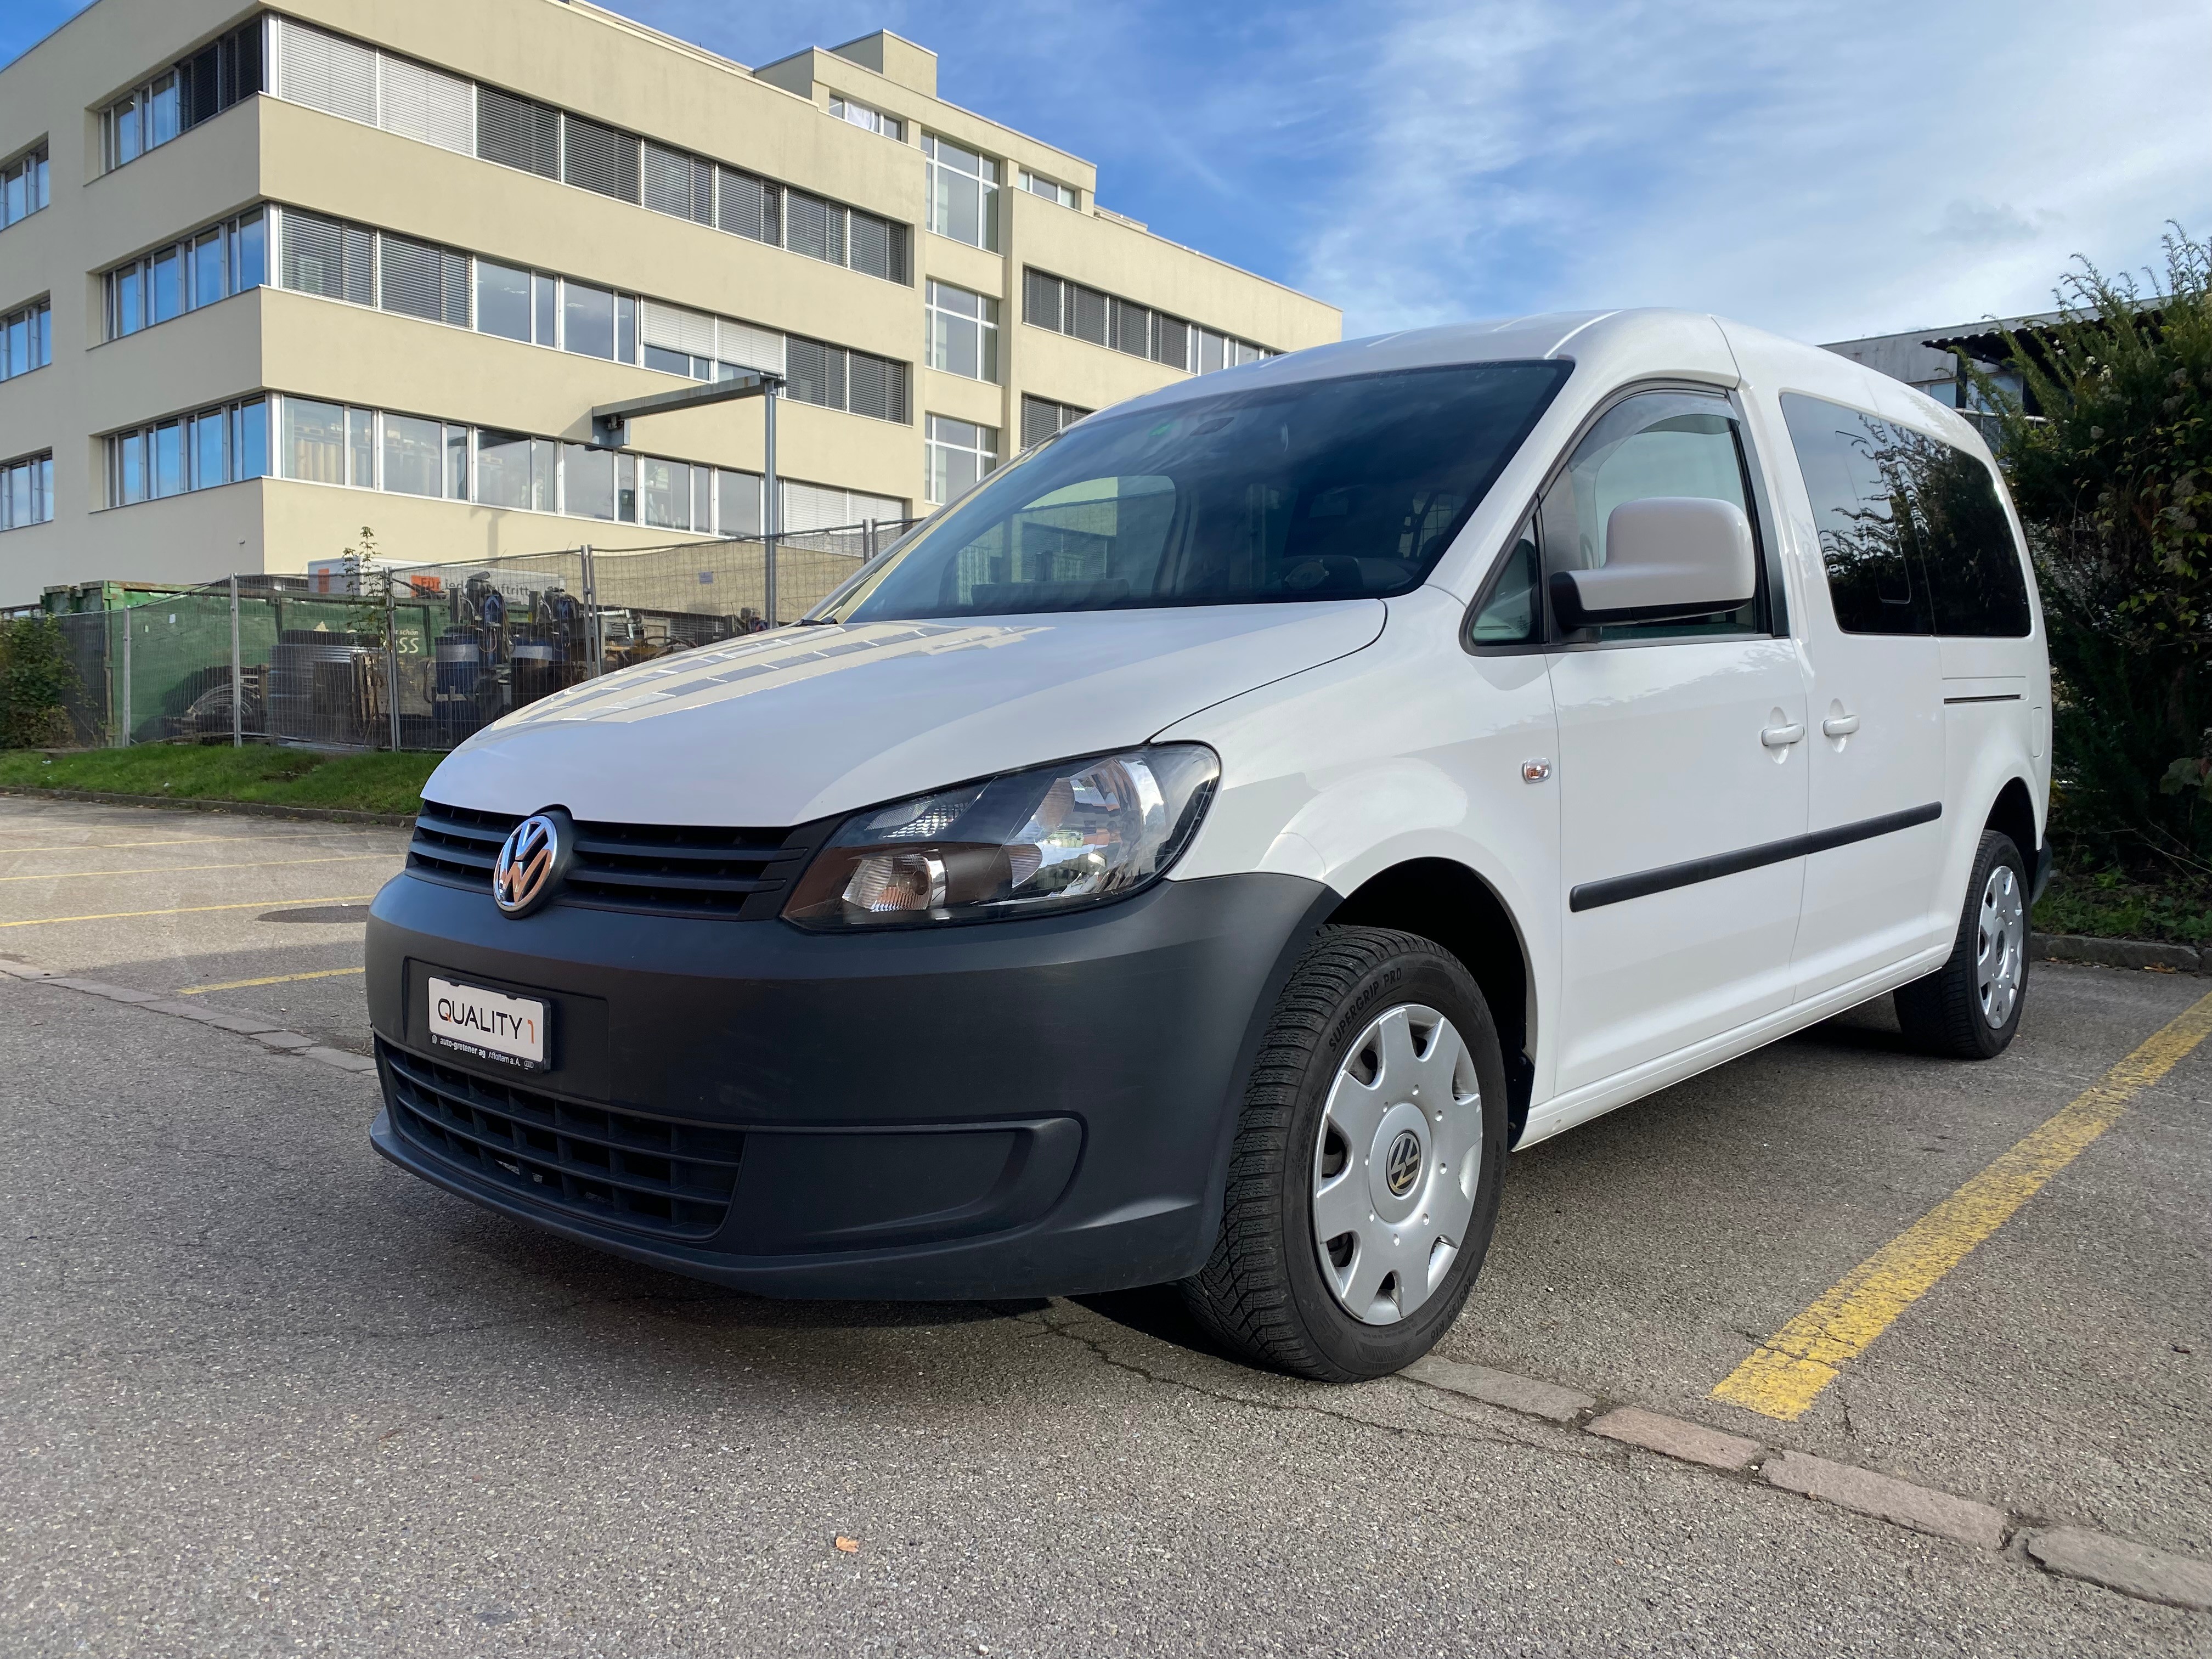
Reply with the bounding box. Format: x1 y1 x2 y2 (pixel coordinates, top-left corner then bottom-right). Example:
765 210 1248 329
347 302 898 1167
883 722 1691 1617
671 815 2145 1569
1539 389 1811 1094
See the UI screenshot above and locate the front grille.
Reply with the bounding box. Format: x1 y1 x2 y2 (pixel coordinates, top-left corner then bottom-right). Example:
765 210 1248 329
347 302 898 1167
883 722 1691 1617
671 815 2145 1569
383 1042 744 1238
408 799 822 918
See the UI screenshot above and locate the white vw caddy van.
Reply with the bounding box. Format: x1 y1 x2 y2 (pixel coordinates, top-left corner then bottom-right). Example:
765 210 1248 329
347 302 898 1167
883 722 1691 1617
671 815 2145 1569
368 309 2050 1383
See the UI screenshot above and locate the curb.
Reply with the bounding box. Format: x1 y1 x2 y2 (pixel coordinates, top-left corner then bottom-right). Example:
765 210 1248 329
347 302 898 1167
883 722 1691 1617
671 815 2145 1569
2032 932 2205 975
1403 1358 2207 1607
0 956 381 1078
0 785 415 828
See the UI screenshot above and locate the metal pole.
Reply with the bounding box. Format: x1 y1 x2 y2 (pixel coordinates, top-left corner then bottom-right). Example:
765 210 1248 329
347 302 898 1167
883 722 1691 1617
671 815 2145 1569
384 567 402 752
763 388 778 628
865 517 877 560
582 546 602 676
119 607 132 747
229 575 244 748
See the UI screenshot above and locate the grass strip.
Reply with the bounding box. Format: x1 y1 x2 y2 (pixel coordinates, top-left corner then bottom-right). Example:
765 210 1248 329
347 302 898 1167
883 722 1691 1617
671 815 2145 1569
0 746 441 817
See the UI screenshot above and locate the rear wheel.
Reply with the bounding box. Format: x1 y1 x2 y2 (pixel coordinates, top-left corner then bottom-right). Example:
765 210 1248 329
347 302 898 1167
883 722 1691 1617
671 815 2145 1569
1182 926 1508 1381
1895 830 2029 1060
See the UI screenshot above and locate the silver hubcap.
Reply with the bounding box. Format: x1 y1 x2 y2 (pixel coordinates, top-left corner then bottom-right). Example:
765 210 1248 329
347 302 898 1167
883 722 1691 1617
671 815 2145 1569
1977 863 2026 1029
1311 1004 1483 1325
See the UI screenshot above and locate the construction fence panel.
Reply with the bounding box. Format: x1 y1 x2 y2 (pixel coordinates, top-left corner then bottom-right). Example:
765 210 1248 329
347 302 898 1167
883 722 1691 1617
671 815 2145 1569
40 517 920 754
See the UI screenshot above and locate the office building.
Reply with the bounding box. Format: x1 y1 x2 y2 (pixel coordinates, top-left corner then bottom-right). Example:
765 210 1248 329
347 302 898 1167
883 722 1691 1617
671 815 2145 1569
0 1 1341 607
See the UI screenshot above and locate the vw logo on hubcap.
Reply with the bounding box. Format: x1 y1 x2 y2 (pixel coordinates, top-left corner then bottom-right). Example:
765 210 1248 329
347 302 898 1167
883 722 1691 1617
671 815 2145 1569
1384 1128 1424 1198
492 808 573 918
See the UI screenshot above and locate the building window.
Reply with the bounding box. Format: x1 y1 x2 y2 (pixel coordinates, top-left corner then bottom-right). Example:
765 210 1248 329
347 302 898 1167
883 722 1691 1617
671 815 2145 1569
926 416 998 505
106 399 269 506
923 136 999 251
264 15 910 284
1017 169 1076 209
105 211 269 340
1024 266 1272 374
1 451 54 531
830 97 904 142
2 144 50 230
784 337 910 424
926 281 999 382
2 300 52 381
1019 394 1091 449
103 20 264 173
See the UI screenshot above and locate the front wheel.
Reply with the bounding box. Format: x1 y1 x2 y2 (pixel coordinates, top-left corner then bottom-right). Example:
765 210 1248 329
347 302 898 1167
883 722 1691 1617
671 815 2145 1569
1182 926 1508 1382
1895 830 2030 1060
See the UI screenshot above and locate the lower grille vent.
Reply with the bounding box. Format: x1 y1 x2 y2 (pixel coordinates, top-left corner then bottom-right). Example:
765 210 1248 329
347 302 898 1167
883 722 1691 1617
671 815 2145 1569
382 1042 743 1238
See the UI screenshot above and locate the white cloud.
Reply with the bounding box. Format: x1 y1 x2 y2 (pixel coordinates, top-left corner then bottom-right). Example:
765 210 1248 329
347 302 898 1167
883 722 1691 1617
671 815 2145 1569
1291 0 2212 343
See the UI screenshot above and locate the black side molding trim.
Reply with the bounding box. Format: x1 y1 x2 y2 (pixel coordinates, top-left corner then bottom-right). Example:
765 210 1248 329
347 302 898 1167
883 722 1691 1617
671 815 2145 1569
1943 693 2022 704
1570 802 1944 912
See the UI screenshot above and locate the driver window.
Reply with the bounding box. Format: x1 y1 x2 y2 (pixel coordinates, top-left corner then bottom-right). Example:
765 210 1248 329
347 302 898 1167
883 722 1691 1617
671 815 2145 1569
1539 391 1764 642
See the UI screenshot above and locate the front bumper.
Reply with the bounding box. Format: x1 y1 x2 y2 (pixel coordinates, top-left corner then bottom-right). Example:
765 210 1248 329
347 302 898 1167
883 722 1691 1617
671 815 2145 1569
367 868 1329 1299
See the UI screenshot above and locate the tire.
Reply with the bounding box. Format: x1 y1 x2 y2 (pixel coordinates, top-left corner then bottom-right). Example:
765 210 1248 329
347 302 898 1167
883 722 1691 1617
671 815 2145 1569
1181 925 1509 1382
1895 830 2030 1060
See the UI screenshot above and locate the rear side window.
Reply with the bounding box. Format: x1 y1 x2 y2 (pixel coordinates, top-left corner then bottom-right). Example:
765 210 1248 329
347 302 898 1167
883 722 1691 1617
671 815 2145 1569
1781 393 2030 637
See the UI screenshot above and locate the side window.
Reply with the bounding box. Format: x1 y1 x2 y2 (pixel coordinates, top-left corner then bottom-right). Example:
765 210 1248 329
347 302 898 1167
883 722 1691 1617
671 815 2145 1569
1539 390 1763 641
1910 445 2032 637
1466 514 1542 645
1781 393 2031 639
1781 393 1930 635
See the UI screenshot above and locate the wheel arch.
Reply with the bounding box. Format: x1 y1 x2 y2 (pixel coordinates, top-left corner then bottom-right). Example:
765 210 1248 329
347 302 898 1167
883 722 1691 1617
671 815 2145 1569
1983 775 2040 865
1324 857 1538 1143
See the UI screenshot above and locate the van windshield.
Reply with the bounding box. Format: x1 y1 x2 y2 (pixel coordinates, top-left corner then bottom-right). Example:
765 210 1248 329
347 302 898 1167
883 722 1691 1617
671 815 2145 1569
821 360 1571 622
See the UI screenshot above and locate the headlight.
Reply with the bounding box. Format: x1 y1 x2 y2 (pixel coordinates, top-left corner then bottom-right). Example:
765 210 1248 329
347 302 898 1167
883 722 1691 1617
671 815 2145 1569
783 745 1220 929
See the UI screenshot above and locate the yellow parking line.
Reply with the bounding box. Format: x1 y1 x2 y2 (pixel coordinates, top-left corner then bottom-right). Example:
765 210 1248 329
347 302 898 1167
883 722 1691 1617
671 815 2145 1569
179 966 366 995
0 895 376 929
0 854 400 882
1714 989 2212 1420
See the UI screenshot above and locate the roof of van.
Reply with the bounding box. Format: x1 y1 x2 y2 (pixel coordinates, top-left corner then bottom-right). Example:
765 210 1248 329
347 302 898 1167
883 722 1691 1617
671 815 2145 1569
1103 306 1989 458
1115 308 1692 414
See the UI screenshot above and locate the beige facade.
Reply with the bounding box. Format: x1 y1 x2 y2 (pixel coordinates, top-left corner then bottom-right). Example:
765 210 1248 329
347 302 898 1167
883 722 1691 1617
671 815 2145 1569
0 0 1340 608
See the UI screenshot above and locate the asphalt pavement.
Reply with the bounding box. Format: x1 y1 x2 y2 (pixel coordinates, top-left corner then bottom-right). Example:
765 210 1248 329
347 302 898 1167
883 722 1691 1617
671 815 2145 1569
1 795 2206 1655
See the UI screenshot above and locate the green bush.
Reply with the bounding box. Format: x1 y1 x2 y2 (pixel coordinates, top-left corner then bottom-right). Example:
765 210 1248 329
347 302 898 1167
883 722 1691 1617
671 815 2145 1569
0 615 77 749
1982 227 2212 874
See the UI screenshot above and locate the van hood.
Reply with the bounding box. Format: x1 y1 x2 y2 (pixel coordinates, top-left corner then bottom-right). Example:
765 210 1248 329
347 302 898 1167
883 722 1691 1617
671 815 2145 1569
425 601 1385 827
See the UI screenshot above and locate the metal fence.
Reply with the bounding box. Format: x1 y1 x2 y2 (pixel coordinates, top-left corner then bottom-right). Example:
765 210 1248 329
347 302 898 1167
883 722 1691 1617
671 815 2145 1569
37 520 917 753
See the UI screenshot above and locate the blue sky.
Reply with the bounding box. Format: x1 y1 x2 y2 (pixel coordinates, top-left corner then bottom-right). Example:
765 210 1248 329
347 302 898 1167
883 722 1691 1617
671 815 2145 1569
8 0 2208 342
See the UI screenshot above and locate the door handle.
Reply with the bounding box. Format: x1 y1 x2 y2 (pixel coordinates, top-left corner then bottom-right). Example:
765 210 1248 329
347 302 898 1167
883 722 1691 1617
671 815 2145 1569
1821 713 1860 738
1760 722 1807 748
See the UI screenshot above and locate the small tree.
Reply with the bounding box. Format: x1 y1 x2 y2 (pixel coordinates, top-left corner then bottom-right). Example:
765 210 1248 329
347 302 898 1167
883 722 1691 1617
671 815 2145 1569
0 615 80 748
1978 226 2212 872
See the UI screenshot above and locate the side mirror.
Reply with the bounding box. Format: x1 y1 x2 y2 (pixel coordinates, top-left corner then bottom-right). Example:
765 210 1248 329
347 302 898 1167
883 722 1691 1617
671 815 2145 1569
1549 496 1756 629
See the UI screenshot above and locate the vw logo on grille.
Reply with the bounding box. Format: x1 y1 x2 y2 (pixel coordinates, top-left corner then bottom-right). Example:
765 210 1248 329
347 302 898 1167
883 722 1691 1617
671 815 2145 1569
493 808 574 918
1385 1128 1424 1198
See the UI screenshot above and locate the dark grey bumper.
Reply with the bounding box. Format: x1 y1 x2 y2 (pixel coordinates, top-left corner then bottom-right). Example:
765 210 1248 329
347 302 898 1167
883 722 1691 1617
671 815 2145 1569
366 868 1330 1300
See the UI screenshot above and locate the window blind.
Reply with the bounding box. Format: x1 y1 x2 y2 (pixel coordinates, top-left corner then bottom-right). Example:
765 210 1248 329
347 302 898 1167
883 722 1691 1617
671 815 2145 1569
1150 314 1190 370
380 233 443 321
784 192 846 266
377 54 473 155
563 115 639 202
718 319 785 377
847 352 896 424
1110 297 1150 358
1025 269 1063 330
641 299 716 360
476 85 560 178
717 167 779 244
1069 284 1108 347
784 337 846 412
275 18 376 125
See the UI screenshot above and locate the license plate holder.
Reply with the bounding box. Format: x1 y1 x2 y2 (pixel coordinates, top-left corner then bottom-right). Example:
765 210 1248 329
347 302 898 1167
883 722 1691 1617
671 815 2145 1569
425 975 550 1071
